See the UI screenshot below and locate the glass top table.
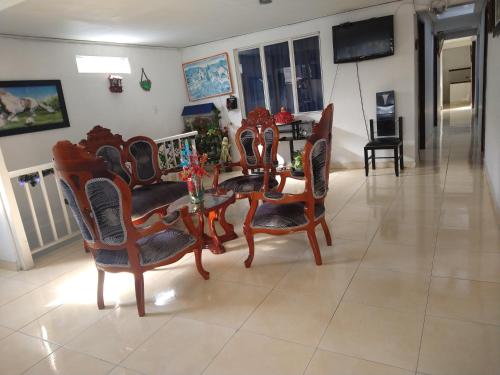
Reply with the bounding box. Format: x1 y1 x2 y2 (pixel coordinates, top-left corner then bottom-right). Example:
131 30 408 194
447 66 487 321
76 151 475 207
167 189 237 254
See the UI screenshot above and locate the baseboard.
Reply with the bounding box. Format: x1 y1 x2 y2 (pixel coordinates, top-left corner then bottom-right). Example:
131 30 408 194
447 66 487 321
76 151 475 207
0 259 18 271
484 166 500 228
332 160 416 170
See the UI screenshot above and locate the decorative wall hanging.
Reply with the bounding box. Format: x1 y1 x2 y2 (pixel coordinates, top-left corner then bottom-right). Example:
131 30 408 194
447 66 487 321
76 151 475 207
226 95 238 110
140 68 152 91
0 80 70 137
108 75 123 93
182 52 233 101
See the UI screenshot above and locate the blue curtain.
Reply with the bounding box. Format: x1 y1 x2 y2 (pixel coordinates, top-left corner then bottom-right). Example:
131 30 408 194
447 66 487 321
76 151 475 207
238 48 266 113
264 42 295 114
293 36 324 112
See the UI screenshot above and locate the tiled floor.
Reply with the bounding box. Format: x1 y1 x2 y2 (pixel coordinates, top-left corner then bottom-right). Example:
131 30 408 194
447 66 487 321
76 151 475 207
1 109 500 375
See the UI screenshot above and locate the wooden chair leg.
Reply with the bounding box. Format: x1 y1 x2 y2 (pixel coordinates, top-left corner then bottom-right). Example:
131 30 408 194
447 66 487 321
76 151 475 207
400 144 404 169
194 247 210 280
134 273 145 317
364 148 369 177
320 218 332 246
307 228 322 266
394 147 399 177
371 150 376 169
97 269 105 310
243 226 255 268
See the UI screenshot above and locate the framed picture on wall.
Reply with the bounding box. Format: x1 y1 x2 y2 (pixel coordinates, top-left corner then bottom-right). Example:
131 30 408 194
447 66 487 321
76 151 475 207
182 52 233 101
0 80 70 137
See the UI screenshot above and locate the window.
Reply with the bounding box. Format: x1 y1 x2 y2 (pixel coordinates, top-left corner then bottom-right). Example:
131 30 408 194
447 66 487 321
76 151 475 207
264 41 295 114
237 35 323 115
239 48 266 113
75 55 131 74
293 36 324 112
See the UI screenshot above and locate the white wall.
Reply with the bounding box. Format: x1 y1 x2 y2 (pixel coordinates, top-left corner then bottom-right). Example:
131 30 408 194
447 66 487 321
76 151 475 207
0 37 188 265
442 45 471 106
181 1 417 168
422 14 435 147
485 32 500 213
0 37 186 171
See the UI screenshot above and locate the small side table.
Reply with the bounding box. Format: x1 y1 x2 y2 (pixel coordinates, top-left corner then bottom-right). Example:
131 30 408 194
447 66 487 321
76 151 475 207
167 189 237 254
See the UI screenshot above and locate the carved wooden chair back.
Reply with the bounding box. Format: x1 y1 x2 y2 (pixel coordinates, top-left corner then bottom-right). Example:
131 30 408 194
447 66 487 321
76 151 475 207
246 107 272 128
260 118 279 169
53 141 135 257
79 125 132 186
234 119 262 174
124 136 162 187
303 104 333 202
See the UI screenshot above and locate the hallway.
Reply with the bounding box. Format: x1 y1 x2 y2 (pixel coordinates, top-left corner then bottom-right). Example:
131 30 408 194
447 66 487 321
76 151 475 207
0 109 499 375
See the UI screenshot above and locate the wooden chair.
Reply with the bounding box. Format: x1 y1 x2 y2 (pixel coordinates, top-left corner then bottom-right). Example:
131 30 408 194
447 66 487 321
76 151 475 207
363 91 404 177
80 127 188 224
212 107 280 198
79 125 131 185
243 104 333 267
53 140 208 317
123 136 189 223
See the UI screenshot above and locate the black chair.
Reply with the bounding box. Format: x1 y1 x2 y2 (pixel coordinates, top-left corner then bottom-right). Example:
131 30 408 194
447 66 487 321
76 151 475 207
364 91 404 177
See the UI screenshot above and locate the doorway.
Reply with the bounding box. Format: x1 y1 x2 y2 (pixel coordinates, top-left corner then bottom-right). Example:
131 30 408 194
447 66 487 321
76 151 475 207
439 37 475 130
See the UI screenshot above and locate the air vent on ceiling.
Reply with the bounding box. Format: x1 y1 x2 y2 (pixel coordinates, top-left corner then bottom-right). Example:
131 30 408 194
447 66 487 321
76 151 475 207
260 0 272 4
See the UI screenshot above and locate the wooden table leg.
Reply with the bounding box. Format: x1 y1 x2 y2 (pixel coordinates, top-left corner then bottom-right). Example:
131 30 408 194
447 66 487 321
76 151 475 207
217 204 238 243
204 210 225 254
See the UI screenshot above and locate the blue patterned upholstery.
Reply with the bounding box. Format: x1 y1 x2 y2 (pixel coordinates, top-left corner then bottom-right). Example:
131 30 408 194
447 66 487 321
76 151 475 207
131 181 188 220
240 129 258 167
218 174 278 193
310 139 328 199
94 228 195 268
262 127 276 166
96 146 131 184
263 191 284 200
129 140 157 182
163 210 180 224
59 179 94 242
85 178 127 245
252 202 325 228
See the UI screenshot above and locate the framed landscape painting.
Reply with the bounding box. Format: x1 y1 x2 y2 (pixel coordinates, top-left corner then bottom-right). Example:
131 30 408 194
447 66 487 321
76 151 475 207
183 52 233 101
0 80 70 137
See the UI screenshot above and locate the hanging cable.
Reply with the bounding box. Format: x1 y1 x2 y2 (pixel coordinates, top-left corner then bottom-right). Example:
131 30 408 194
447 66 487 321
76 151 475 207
355 62 370 140
328 64 340 103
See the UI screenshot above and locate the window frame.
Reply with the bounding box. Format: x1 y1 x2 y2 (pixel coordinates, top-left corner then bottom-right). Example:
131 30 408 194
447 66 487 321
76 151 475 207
234 32 324 118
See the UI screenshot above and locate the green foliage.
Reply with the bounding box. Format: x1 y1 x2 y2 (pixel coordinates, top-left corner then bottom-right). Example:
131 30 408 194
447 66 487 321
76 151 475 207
43 95 61 112
184 107 226 164
292 150 304 171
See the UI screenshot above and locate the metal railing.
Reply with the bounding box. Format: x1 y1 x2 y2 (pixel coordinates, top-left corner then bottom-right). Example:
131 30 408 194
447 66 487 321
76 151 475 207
155 130 198 169
0 130 198 269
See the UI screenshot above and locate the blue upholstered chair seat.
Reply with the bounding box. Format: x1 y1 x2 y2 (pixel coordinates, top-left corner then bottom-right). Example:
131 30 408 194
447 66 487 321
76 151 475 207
218 174 278 193
251 202 325 228
131 181 188 220
95 228 195 268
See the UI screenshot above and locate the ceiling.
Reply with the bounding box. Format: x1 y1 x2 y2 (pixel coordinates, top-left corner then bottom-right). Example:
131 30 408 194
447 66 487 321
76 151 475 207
0 0 414 48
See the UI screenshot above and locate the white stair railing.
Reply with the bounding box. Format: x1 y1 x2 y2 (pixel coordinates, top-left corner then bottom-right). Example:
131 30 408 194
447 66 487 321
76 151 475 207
0 130 198 270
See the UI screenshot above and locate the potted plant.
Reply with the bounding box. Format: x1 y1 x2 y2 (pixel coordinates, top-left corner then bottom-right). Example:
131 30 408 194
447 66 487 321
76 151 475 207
291 149 305 176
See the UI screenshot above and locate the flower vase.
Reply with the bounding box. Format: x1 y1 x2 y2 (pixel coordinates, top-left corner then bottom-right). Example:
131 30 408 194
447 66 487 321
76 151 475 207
187 176 204 204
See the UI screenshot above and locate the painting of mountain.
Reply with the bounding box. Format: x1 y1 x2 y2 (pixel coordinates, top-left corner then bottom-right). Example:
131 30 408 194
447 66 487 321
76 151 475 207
0 80 70 137
183 53 233 101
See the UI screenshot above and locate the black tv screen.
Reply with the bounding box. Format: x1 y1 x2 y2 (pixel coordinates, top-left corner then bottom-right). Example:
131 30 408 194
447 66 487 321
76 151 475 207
332 15 394 64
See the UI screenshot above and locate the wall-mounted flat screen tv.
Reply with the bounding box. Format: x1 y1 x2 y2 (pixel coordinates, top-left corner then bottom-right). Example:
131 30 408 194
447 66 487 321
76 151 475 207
332 15 394 64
